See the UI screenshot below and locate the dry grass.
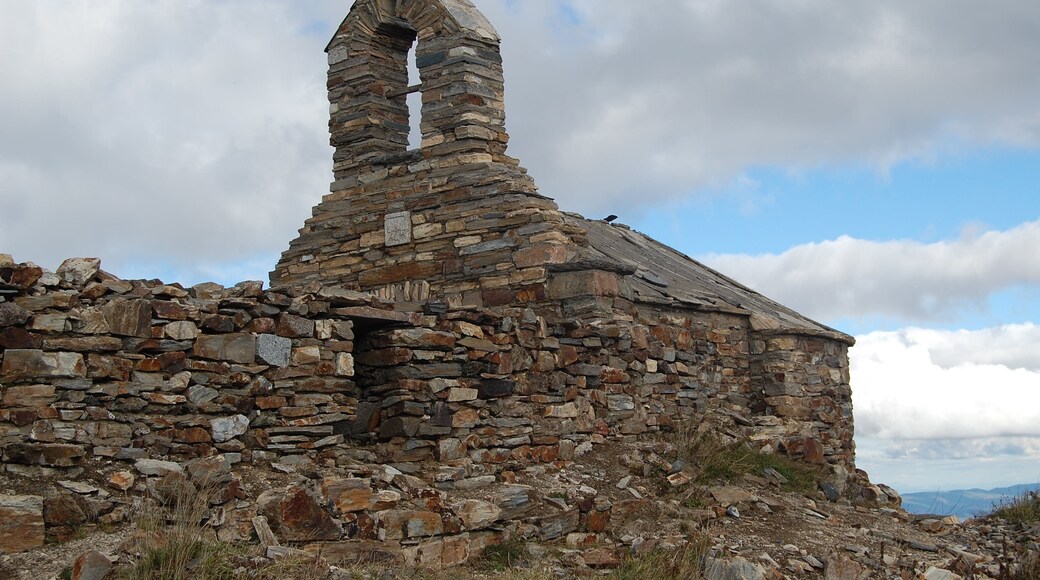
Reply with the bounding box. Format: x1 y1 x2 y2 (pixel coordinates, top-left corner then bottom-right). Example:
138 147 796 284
991 490 1040 525
675 426 820 493
608 537 711 580
118 474 238 580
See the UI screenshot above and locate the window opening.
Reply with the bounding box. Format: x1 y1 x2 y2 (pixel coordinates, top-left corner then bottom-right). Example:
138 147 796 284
406 42 422 149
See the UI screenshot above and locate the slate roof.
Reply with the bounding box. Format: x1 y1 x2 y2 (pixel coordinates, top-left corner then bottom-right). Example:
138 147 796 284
563 214 855 345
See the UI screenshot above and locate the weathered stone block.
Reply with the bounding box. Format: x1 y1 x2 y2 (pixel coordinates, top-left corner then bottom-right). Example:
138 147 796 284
358 261 440 287
0 328 43 349
28 312 68 332
545 403 579 418
194 334 256 364
322 478 373 514
278 486 342 542
335 353 355 377
56 257 101 286
479 379 515 399
4 443 85 467
379 416 421 439
211 415 250 443
256 334 292 367
164 321 200 340
453 499 501 530
447 387 478 402
134 459 185 477
0 302 30 327
1 384 56 408
0 495 45 553
276 314 315 338
0 349 86 381
71 550 114 580
436 438 467 461
548 270 620 300
0 263 42 290
102 299 152 338
291 346 321 365
380 510 443 540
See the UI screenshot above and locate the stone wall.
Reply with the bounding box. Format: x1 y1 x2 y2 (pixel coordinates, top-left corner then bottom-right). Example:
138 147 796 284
0 257 375 474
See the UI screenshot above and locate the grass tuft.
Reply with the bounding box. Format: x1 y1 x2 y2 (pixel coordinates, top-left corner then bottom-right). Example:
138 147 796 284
118 474 238 580
473 538 532 573
991 490 1040 525
609 537 711 580
676 428 819 493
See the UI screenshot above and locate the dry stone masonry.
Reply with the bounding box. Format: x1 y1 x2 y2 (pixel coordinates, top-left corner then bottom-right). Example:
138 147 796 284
1 0 863 568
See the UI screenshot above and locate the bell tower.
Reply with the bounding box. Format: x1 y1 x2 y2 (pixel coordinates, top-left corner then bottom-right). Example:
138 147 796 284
272 0 577 307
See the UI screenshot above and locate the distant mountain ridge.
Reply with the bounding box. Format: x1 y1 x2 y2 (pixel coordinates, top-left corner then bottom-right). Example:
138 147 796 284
901 483 1040 521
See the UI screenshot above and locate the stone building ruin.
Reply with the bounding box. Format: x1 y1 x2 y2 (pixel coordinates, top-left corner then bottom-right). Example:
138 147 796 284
0 0 860 566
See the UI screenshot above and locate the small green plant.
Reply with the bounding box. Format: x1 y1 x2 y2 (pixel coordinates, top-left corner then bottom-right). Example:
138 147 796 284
991 490 1040 525
609 537 710 580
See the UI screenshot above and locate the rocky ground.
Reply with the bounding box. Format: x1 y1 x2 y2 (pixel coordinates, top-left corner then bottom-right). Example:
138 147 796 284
1 437 1037 579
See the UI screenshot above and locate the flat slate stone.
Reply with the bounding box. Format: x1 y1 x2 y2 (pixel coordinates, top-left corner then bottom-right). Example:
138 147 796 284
0 495 45 553
194 334 256 365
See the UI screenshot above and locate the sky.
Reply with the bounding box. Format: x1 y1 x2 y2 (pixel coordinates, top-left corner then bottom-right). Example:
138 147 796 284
2 0 1039 494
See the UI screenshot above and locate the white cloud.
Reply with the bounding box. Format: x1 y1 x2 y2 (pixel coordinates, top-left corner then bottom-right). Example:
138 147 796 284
851 325 1040 441
483 0 1040 213
0 0 342 281
2 1 1040 283
703 221 1040 323
850 325 1040 490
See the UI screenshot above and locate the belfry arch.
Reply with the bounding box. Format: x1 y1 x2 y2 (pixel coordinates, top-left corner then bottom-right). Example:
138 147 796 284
273 0 551 295
325 0 513 178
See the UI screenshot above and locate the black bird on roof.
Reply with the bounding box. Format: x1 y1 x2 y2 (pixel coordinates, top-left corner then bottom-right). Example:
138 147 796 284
603 214 618 223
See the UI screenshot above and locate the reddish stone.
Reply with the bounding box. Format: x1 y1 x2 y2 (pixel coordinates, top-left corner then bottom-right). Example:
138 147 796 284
586 509 611 533
0 263 42 290
172 427 212 444
151 300 187 321
513 243 568 268
583 548 621 568
556 345 579 367
2 385 56 408
0 495 44 553
134 358 163 372
802 437 826 464
279 486 342 542
481 288 515 307
44 494 90 528
247 317 276 333
275 314 315 338
72 550 113 580
102 299 152 338
355 348 413 367
514 284 547 303
358 261 439 286
601 367 630 383
256 396 288 410
10 410 38 427
86 354 133 381
0 328 43 349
